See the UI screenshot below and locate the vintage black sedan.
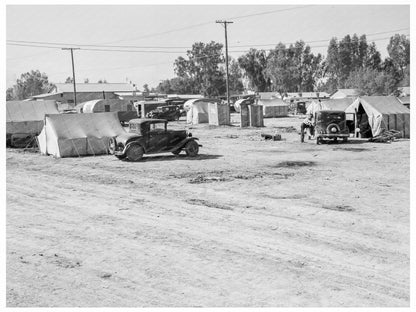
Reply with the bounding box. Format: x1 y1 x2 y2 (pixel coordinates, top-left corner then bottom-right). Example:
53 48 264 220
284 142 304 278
314 110 350 144
108 118 200 161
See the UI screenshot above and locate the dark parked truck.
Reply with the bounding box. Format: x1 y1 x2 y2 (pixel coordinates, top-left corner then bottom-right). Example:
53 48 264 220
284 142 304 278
314 110 350 144
108 118 201 161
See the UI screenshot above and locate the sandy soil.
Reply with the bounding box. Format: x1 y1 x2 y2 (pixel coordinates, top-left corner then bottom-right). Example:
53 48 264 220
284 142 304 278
6 115 410 307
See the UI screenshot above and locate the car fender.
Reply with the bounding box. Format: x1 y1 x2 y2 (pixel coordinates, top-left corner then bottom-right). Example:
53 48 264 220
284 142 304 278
122 141 145 155
170 137 200 152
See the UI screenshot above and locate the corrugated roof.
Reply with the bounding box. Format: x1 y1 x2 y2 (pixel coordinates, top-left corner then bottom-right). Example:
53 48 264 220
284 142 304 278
359 96 410 114
55 83 135 93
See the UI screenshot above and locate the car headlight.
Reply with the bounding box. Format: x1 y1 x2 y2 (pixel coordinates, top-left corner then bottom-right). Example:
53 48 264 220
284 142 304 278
331 127 337 133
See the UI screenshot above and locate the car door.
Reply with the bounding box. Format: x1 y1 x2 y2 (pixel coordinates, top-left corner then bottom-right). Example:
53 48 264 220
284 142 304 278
146 122 169 153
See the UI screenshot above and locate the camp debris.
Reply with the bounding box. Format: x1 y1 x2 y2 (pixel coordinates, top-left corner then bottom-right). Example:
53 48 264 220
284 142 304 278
261 133 282 141
368 129 403 143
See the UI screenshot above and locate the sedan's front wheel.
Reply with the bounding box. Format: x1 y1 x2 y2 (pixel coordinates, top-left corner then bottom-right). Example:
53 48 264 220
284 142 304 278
126 144 144 162
108 137 116 154
185 141 199 157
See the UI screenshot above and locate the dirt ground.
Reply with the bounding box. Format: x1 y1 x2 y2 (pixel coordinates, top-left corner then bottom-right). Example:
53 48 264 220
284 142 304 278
6 115 410 307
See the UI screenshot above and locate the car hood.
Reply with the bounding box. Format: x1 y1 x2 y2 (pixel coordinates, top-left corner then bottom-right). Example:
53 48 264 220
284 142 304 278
115 132 141 145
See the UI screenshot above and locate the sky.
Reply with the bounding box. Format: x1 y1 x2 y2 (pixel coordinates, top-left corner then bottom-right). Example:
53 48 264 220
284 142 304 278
5 3 410 91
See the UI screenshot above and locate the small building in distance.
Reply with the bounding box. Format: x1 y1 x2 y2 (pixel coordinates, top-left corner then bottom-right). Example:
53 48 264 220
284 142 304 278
29 83 137 107
330 89 360 99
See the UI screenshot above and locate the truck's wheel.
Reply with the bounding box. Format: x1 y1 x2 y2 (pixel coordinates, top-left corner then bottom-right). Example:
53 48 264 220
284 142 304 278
126 144 144 162
185 141 199 157
343 137 348 143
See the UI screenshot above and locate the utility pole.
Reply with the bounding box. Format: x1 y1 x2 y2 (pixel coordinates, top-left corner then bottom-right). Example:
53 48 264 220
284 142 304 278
62 47 80 106
216 20 233 109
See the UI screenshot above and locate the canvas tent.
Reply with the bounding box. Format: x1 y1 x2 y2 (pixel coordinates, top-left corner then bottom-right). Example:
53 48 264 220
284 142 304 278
184 99 219 124
37 112 126 158
6 100 60 146
258 98 288 117
6 100 59 135
307 98 356 123
346 96 410 138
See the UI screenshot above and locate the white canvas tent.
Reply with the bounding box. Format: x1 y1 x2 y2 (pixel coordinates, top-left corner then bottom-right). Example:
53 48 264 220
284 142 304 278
346 96 410 138
37 112 126 158
307 98 355 120
6 100 59 135
306 100 326 116
184 99 218 124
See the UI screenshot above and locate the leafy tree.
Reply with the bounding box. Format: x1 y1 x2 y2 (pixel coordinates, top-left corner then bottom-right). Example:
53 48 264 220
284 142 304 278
10 70 55 100
365 42 382 70
97 79 107 83
155 77 198 95
65 76 73 83
174 41 225 96
143 84 150 93
387 34 410 80
264 41 322 95
84 78 89 83
237 48 270 92
6 87 15 101
228 58 244 94
345 67 397 96
324 38 340 91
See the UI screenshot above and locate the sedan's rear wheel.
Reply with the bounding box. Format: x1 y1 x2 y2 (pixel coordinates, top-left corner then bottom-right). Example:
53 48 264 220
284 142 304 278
185 141 199 157
126 144 144 162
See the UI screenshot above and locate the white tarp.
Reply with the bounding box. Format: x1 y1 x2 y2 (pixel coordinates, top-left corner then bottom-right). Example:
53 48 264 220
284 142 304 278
37 112 126 158
6 100 59 135
184 99 216 124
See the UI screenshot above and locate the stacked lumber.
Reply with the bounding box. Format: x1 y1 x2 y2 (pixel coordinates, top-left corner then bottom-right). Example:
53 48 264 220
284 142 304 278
369 129 402 143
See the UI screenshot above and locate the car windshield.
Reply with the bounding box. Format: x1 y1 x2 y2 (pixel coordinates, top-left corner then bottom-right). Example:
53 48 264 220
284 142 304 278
150 122 166 132
318 113 345 122
129 123 142 135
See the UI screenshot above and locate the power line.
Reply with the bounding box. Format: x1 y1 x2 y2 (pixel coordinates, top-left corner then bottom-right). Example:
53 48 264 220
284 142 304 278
97 5 314 45
225 5 313 20
7 34 409 55
7 27 409 51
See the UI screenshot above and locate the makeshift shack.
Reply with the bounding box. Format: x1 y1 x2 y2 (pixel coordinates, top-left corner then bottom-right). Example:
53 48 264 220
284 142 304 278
258 98 288 117
37 112 126 158
208 103 230 125
6 100 60 147
346 96 410 138
234 98 255 113
184 99 219 124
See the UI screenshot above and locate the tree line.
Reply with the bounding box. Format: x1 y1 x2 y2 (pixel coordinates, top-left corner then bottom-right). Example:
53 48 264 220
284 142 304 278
6 33 409 101
154 33 409 97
